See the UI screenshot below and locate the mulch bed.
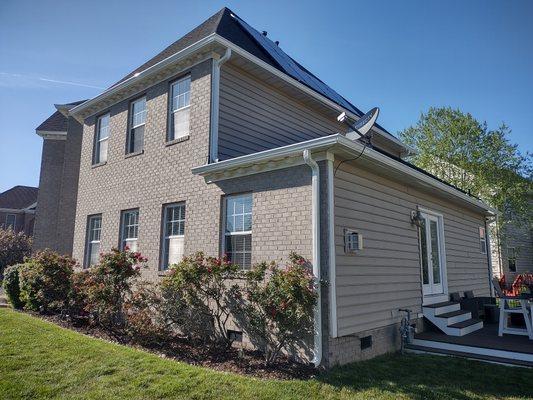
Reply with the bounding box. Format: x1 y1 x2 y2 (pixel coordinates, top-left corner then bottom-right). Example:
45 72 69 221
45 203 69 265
33 312 318 380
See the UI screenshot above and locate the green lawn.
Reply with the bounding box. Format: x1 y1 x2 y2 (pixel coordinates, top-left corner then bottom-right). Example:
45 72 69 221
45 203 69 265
0 308 531 400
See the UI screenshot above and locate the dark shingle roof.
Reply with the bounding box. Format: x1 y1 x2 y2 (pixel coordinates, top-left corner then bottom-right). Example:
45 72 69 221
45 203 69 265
0 186 38 209
36 100 87 132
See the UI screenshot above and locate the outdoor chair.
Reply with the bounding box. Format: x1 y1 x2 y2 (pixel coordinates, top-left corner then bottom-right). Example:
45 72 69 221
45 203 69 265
492 277 533 339
459 291 495 320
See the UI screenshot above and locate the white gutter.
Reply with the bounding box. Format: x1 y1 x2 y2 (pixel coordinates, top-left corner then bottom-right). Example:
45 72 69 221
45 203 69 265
303 149 322 367
326 155 338 338
209 48 232 162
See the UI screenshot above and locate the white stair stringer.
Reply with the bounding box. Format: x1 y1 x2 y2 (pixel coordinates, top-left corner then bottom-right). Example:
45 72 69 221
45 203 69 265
423 302 483 336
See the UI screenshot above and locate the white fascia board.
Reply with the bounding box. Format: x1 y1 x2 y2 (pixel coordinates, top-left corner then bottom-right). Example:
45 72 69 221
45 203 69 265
36 130 67 140
69 33 218 117
192 134 495 214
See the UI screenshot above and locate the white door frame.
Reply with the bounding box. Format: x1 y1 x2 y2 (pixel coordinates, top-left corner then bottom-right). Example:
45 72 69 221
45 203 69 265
418 207 449 301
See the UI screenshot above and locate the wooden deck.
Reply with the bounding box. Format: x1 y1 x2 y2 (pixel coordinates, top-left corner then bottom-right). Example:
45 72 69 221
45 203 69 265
408 323 533 367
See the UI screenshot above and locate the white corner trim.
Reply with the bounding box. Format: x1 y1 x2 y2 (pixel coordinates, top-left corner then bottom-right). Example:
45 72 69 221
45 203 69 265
209 48 232 163
36 130 67 140
327 156 338 338
303 150 322 367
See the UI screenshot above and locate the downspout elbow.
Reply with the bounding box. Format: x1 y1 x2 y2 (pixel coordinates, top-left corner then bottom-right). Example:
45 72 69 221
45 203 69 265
303 149 322 367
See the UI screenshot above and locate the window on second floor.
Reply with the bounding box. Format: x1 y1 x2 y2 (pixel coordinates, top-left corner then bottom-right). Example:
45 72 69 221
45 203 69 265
5 214 16 231
127 97 146 154
120 209 139 252
223 193 252 269
168 76 191 141
93 113 110 164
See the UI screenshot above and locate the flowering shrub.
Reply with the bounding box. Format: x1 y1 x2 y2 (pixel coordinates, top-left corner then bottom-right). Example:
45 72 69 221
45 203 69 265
80 248 146 336
242 252 317 365
160 252 242 346
0 228 31 278
18 250 76 313
2 263 25 309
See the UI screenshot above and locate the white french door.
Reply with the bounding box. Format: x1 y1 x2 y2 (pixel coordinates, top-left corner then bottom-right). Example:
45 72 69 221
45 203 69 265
419 211 446 296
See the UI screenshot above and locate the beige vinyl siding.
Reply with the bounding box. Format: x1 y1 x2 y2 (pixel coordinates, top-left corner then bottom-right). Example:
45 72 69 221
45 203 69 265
218 63 345 160
334 161 490 336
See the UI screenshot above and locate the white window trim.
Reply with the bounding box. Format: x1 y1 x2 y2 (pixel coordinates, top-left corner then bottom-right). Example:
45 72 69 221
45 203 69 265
127 97 146 153
161 203 186 270
168 75 191 141
94 113 110 164
85 215 102 268
120 209 139 251
222 193 253 269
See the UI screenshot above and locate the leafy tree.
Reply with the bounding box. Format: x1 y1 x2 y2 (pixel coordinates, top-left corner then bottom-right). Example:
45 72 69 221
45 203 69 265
399 107 532 239
0 228 32 278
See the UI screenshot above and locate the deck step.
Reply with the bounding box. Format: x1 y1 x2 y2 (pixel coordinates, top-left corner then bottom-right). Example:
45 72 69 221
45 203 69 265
436 310 470 318
405 343 533 367
449 319 482 329
424 301 459 308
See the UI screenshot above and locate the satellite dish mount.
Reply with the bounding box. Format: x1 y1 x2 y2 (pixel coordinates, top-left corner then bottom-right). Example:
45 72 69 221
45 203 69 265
337 107 380 146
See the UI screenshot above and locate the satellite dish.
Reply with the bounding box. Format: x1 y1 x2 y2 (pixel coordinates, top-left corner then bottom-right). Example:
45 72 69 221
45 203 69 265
337 107 379 141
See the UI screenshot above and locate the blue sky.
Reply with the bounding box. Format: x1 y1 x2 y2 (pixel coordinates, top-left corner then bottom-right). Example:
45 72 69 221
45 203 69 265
1 0 531 192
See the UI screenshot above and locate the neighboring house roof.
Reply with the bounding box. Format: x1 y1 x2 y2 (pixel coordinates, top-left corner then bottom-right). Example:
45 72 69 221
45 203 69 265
35 100 87 132
109 7 396 140
0 186 38 210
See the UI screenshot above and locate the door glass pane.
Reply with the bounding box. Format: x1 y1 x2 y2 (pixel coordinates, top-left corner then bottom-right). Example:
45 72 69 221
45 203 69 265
420 218 429 284
430 220 441 284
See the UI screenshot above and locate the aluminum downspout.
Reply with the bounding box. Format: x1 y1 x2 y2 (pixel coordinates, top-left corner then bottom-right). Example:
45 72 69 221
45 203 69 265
209 48 232 163
303 149 322 367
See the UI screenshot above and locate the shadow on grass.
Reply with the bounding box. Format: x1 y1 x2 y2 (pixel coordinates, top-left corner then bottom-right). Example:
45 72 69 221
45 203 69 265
317 352 533 400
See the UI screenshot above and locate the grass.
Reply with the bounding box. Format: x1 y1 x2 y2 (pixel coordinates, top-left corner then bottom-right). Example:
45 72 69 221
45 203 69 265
0 308 532 400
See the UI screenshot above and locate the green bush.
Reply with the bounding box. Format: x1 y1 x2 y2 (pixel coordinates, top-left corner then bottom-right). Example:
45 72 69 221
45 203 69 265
242 252 317 365
160 252 241 346
81 248 146 336
19 250 76 313
0 228 31 279
2 263 25 309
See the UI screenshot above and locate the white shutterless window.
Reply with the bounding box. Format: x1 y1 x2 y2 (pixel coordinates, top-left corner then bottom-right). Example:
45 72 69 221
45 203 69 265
5 214 16 230
127 97 146 154
85 214 102 267
120 209 139 252
168 76 191 141
94 113 110 164
223 194 252 269
479 226 487 254
161 203 185 270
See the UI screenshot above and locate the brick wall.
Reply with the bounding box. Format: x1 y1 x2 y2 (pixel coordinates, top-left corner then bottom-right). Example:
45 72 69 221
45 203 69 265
33 138 66 251
72 59 313 282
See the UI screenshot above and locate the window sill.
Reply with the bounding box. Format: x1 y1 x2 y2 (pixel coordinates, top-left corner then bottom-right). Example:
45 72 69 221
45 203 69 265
91 161 107 169
125 150 144 159
165 135 190 146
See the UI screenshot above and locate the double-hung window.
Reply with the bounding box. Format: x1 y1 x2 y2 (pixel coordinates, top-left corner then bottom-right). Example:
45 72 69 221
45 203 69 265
161 203 186 270
94 113 110 164
223 194 252 269
168 76 191 141
127 97 146 154
5 214 16 230
85 214 102 267
479 226 487 254
508 247 517 272
120 209 139 252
